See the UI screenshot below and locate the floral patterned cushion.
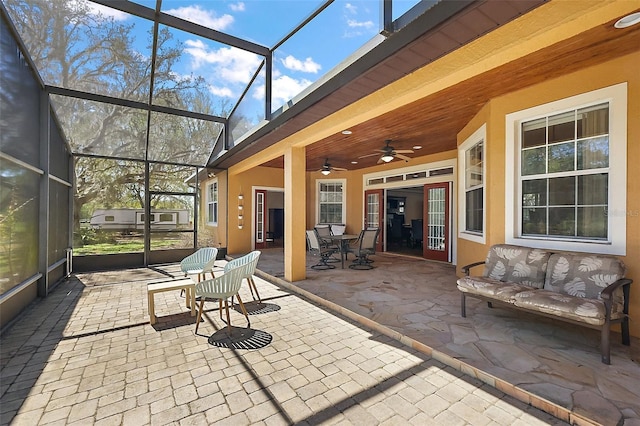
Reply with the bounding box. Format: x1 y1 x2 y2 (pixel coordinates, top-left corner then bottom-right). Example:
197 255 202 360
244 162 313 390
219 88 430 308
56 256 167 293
543 253 626 299
482 244 551 288
457 276 532 303
513 289 612 326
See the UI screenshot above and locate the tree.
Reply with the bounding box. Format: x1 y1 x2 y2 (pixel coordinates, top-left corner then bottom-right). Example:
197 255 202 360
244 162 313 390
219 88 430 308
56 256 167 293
4 0 230 231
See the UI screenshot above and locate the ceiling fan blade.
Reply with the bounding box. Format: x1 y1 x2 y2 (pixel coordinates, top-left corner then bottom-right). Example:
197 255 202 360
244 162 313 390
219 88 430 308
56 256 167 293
394 149 414 154
358 153 381 159
396 153 412 162
376 157 385 164
333 166 348 171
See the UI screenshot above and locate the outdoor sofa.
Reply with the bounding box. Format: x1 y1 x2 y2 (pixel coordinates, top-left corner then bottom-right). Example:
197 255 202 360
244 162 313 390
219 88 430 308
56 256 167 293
457 244 632 364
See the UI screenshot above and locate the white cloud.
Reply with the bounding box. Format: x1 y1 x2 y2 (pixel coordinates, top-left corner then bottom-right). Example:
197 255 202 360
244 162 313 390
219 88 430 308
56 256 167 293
165 5 234 30
281 55 321 74
347 19 374 30
253 75 313 108
230 2 246 12
345 3 358 15
184 40 262 85
209 86 234 98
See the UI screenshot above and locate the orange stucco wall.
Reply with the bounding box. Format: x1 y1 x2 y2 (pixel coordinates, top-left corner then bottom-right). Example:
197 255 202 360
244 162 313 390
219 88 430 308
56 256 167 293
226 166 285 254
456 51 640 338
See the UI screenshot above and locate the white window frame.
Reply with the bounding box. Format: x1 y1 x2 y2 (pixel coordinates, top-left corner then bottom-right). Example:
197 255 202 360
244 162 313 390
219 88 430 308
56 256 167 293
316 179 347 225
206 180 218 225
458 124 486 244
505 83 627 255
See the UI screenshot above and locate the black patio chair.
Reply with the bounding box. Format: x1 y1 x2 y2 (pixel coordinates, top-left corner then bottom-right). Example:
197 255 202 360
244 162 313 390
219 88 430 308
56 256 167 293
306 229 338 270
349 228 380 270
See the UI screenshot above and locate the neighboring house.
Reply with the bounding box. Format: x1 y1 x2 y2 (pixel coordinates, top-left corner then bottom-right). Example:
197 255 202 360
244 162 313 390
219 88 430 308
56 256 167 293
201 1 640 339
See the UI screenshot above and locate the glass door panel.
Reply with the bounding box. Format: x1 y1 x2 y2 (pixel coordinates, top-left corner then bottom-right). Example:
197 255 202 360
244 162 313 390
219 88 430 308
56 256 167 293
364 189 384 252
255 190 266 248
423 183 450 262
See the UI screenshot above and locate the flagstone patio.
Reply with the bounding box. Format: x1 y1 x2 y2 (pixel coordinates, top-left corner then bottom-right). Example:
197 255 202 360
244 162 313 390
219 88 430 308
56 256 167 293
253 248 640 426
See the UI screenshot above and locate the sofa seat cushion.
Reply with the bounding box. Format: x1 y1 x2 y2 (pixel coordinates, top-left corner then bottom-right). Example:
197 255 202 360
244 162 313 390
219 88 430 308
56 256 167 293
483 244 551 288
513 290 609 326
457 277 532 304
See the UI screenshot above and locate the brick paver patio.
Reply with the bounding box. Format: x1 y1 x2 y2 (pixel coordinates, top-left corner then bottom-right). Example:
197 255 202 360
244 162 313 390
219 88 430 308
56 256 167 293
0 259 569 425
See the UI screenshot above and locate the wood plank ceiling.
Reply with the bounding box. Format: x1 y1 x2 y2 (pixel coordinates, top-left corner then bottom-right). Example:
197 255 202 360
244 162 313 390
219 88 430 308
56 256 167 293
210 1 640 173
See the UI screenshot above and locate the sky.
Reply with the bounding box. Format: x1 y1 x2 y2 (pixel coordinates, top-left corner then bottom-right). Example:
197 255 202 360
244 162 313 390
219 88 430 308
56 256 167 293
84 0 419 114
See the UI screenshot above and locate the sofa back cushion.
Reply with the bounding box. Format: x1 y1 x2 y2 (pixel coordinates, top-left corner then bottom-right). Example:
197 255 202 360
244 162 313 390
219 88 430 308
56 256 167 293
483 244 551 288
543 253 626 299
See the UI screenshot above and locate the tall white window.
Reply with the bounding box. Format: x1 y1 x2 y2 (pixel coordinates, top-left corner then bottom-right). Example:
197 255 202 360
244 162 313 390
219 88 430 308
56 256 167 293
458 124 485 244
520 104 609 239
317 180 345 224
207 181 218 225
505 83 627 255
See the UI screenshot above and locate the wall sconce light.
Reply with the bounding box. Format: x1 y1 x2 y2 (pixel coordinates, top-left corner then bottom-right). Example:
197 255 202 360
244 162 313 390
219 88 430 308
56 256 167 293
238 194 244 229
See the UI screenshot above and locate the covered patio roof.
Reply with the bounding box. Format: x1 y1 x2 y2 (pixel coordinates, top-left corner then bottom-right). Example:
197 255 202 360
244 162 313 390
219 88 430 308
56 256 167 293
216 1 640 174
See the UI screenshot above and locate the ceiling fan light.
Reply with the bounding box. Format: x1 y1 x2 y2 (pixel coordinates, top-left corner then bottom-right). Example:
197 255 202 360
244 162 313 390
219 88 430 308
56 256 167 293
381 154 394 163
321 169 331 175
615 12 640 28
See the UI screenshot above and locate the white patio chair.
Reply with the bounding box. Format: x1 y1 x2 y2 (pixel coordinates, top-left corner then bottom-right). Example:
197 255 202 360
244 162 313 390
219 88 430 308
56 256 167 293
226 251 262 303
194 262 249 335
180 247 219 282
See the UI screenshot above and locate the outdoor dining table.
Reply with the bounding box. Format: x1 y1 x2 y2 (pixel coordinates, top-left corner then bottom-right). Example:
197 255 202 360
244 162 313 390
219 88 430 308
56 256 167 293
328 234 358 269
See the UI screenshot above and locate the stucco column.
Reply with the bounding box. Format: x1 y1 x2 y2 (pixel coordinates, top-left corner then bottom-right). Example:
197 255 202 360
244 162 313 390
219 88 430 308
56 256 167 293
284 146 306 281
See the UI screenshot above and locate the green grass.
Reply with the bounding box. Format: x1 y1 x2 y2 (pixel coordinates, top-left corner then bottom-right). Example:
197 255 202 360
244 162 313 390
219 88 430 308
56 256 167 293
73 239 184 255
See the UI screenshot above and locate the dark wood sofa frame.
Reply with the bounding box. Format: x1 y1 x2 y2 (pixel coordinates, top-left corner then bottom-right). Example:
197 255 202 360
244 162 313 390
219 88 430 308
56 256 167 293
460 260 632 365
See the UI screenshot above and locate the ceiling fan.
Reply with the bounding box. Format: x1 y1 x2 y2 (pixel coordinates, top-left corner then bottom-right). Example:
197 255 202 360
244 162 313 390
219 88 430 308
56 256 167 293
359 139 414 163
318 158 347 175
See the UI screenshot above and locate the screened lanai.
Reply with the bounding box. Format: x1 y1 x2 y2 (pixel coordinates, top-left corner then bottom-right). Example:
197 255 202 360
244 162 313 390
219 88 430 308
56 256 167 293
0 0 442 327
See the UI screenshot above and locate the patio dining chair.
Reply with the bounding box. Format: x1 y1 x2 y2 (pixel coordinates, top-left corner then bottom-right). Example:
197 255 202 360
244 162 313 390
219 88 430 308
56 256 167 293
330 224 346 236
344 230 362 260
315 224 340 262
410 219 423 249
314 224 333 246
194 262 250 335
349 228 380 270
306 229 337 270
180 247 219 282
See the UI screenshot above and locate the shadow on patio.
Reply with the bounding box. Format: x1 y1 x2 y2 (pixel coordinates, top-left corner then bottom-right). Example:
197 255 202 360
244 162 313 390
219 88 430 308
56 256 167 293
0 249 637 425
251 248 640 426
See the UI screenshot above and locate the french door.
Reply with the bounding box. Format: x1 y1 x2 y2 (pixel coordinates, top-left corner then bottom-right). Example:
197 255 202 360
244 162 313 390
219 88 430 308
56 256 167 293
364 189 384 252
255 190 267 249
423 182 450 262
